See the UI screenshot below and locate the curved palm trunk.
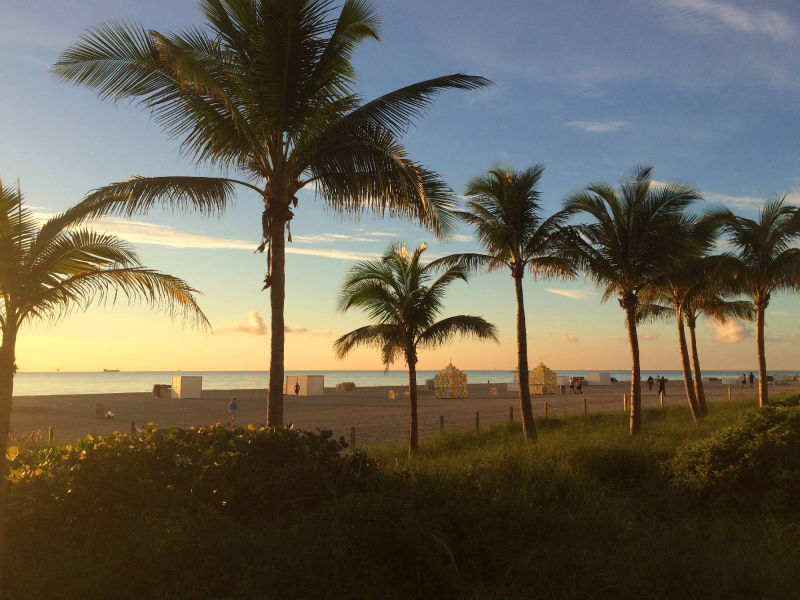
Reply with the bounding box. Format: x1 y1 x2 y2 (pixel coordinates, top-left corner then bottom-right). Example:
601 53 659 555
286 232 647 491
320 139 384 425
675 306 701 422
513 274 536 441
266 214 287 426
687 318 707 417
756 303 768 407
408 353 419 457
0 328 18 593
624 304 642 434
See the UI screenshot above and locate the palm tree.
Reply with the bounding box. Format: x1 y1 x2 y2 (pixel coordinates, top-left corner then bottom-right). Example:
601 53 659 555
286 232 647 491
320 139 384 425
53 0 490 426
681 256 753 416
563 166 700 434
334 243 497 456
431 165 572 440
0 180 207 590
637 216 721 422
709 196 800 407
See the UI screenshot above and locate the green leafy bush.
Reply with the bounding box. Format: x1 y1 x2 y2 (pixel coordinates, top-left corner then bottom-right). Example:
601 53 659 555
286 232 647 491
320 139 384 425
667 396 800 510
6 425 381 526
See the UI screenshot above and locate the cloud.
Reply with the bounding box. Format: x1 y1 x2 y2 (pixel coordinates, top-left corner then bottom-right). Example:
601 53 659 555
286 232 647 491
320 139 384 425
566 120 628 133
662 0 797 43
546 288 594 300
706 319 752 343
292 233 376 243
560 331 579 343
217 312 332 336
449 234 474 242
31 209 379 261
639 330 659 342
216 311 267 335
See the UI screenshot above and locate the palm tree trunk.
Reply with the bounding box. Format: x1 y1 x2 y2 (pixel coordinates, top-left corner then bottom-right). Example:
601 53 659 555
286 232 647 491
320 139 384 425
0 328 18 594
756 302 768 407
408 354 418 457
687 318 707 417
513 273 536 441
266 213 287 426
675 306 701 422
624 302 642 434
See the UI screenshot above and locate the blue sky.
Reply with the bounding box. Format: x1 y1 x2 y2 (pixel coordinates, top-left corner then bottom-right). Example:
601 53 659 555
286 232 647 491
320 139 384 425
2 0 799 372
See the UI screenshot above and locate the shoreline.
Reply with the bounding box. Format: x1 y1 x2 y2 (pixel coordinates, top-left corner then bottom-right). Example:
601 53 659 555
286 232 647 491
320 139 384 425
12 381 800 447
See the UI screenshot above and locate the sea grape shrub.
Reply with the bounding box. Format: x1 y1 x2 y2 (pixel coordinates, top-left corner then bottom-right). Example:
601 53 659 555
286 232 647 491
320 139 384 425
6 425 381 526
668 396 800 511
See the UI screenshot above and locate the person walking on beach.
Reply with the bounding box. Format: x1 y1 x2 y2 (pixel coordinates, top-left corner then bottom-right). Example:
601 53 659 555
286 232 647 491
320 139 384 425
749 372 755 388
647 376 654 392
576 378 583 395
740 373 747 391
227 396 238 428
569 377 575 395
657 375 666 396
294 381 300 396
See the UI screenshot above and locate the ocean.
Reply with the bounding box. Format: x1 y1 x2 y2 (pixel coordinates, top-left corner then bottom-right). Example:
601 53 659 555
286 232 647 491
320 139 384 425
13 369 800 396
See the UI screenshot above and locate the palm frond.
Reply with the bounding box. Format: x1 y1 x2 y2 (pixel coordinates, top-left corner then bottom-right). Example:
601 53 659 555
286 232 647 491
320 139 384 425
416 315 498 349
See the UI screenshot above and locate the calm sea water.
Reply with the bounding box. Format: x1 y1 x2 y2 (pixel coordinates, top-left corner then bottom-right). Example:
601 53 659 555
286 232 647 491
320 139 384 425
13 369 799 396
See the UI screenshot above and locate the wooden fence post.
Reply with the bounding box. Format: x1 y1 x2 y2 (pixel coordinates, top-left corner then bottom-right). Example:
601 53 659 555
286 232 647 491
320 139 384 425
509 406 514 423
350 426 356 451
728 386 732 400
475 412 480 432
439 414 444 432
583 396 587 416
659 392 664 408
48 426 54 447
623 394 628 412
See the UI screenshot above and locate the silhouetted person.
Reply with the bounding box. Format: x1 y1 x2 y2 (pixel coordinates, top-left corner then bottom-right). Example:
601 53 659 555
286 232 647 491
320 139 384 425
749 372 755 388
569 377 575 395
294 382 300 395
576 378 583 395
740 373 747 391
647 376 654 391
658 376 666 396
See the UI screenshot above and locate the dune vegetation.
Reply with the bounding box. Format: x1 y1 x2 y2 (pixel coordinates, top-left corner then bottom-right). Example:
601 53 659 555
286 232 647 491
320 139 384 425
5 394 800 599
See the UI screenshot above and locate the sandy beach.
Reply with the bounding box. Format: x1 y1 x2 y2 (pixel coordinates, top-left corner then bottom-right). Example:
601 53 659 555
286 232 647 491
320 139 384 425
11 379 800 447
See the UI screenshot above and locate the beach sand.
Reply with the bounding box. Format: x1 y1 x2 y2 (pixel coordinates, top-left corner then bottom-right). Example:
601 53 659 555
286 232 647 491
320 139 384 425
11 380 800 447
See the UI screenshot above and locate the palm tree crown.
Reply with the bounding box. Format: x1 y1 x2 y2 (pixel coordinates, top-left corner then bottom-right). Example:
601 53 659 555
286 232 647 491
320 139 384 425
53 0 491 425
563 166 701 433
335 242 497 455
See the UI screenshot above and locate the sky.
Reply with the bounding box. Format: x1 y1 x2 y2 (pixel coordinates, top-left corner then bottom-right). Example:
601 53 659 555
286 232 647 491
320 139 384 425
1 0 799 373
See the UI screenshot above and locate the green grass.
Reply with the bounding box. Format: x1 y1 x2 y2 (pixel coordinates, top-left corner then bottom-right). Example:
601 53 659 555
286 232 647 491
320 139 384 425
8 396 800 599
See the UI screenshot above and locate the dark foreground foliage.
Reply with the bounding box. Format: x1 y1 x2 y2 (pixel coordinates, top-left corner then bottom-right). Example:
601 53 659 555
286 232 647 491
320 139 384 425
6 399 800 599
668 395 800 511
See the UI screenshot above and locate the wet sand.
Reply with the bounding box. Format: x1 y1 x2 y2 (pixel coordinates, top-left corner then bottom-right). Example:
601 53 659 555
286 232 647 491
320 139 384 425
11 380 800 447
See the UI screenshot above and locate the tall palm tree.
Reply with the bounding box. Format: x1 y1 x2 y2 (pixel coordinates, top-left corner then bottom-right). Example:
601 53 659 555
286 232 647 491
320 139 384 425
53 0 490 426
431 165 572 440
0 180 207 591
637 216 720 422
563 166 700 434
709 196 800 407
334 243 497 456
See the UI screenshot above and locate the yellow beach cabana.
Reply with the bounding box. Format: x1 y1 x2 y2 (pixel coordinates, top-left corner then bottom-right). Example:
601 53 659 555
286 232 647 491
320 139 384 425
511 362 558 394
434 363 467 399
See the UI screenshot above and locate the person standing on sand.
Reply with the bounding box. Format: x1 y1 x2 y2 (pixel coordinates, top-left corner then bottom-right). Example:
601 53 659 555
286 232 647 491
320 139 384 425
749 372 755 388
294 382 300 396
647 376 654 392
658 375 666 396
576 378 583 395
569 377 575 395
740 373 747 391
227 396 238 428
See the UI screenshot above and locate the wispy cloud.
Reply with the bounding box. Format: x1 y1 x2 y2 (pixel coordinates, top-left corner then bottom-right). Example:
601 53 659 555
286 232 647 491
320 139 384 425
560 331 579 343
546 288 594 300
662 0 798 43
639 330 660 342
216 312 332 336
216 312 268 335
566 120 628 133
706 319 752 343
292 233 376 243
703 189 800 211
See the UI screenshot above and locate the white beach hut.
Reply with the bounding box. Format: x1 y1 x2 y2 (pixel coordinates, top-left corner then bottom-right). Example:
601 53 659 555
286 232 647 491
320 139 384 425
171 375 202 399
284 375 325 396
